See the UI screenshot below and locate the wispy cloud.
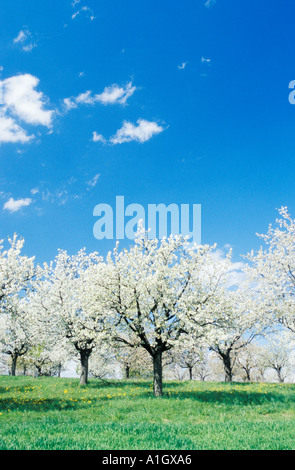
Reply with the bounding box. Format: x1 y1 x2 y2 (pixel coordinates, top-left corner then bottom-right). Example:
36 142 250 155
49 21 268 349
1 177 97 214
87 173 100 188
201 57 211 63
212 246 247 288
14 30 27 43
110 119 165 144
92 132 106 144
205 0 216 7
178 62 188 70
63 82 136 111
63 97 77 111
25 174 99 210
3 197 32 213
96 82 136 105
72 6 95 21
39 188 70 206
30 188 39 195
13 29 36 52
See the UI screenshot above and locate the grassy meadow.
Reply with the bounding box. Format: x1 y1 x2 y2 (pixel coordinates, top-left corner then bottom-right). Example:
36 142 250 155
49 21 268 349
0 376 295 450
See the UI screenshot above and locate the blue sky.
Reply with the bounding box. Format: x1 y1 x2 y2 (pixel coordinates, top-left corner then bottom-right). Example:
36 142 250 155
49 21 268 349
0 0 295 266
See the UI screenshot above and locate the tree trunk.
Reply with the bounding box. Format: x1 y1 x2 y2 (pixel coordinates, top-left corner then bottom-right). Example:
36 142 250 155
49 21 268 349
245 368 251 382
11 354 18 376
80 350 90 385
189 367 193 380
223 355 233 382
277 368 284 383
57 363 62 378
153 350 163 397
125 365 130 379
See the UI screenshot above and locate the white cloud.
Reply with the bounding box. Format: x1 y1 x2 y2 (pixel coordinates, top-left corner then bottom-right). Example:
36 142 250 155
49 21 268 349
40 188 69 206
3 197 32 213
1 74 54 127
110 119 164 144
75 90 93 104
13 29 36 52
64 82 136 110
0 74 54 144
72 6 95 21
226 267 247 289
95 82 136 105
0 116 32 143
205 0 216 7
22 44 35 52
87 173 100 188
63 97 77 111
30 187 39 195
92 132 106 143
13 30 28 44
212 247 247 288
178 62 188 70
201 57 211 63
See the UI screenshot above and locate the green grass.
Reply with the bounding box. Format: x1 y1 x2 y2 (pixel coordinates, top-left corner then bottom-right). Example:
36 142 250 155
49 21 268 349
0 376 295 449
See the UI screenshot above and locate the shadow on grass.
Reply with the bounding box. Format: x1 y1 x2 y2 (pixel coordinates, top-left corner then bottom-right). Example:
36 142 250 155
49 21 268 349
0 385 35 395
0 392 289 413
161 389 293 405
0 396 113 413
88 379 152 388
1 392 291 414
1 378 294 413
